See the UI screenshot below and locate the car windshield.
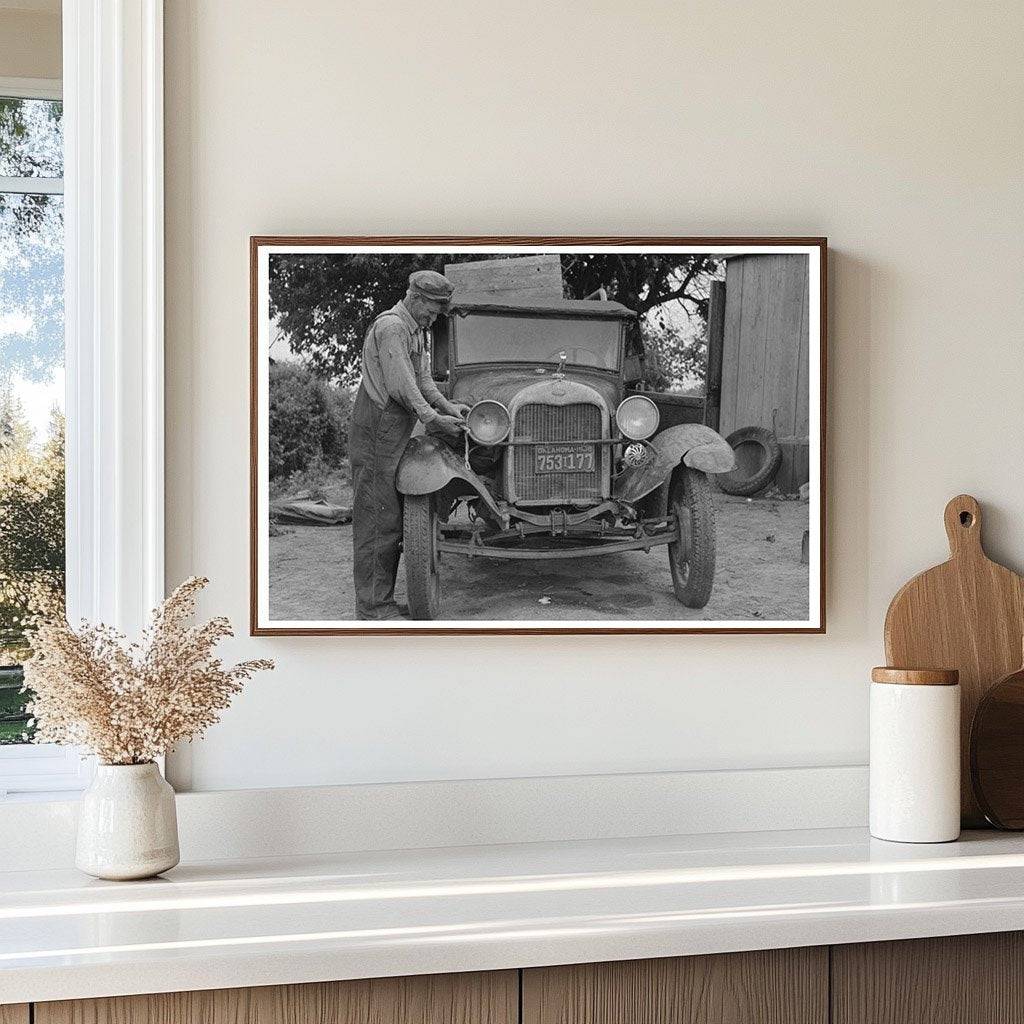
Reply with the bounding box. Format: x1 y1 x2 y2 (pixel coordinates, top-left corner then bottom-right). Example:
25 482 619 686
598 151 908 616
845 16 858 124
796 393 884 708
455 313 620 370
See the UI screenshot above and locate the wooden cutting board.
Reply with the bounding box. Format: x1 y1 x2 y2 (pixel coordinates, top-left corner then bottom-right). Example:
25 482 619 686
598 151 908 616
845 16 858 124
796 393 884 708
884 494 1024 826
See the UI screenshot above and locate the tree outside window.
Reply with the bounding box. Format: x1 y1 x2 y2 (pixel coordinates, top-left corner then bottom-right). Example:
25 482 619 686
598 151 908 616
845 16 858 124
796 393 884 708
0 95 65 745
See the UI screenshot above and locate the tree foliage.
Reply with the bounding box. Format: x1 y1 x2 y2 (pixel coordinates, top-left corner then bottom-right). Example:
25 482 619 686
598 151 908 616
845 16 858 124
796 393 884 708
0 97 63 240
0 98 62 177
0 395 65 662
269 253 722 388
268 361 352 481
1 97 65 384
642 320 708 394
270 253 458 386
561 253 721 320
0 98 65 739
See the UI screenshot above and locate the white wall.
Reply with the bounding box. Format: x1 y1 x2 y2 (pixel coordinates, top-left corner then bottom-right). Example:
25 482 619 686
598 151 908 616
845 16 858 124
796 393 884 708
164 0 1024 792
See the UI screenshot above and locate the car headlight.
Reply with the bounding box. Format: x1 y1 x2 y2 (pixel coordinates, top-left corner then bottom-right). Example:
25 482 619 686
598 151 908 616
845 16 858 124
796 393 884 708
467 400 511 445
615 395 659 440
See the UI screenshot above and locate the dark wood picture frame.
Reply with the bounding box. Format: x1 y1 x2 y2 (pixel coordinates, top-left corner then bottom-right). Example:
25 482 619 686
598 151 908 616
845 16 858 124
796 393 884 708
250 236 827 636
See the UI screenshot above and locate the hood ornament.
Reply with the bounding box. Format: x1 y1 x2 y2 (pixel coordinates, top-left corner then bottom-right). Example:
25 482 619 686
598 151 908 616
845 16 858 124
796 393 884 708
553 350 567 378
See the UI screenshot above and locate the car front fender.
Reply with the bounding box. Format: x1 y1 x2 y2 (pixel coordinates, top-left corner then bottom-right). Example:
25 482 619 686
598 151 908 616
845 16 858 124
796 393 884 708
396 434 503 521
613 424 737 504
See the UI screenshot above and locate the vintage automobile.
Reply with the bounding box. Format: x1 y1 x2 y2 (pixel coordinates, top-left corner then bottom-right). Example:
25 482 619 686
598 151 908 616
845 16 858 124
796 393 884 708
396 294 737 620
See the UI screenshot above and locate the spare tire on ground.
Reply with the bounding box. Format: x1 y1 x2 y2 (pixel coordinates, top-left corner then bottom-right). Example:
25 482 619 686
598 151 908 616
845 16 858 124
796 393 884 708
717 426 783 497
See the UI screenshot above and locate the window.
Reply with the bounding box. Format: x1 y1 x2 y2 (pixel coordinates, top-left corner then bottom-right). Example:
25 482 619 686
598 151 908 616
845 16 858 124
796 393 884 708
0 7 166 797
0 81 86 797
455 314 622 370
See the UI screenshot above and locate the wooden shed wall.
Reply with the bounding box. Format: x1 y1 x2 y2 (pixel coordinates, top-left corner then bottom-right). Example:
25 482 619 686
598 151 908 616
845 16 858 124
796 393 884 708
719 254 810 492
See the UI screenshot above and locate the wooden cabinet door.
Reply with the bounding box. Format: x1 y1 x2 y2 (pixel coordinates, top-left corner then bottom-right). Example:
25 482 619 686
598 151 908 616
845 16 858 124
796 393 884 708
832 932 1024 1024
35 971 517 1024
0 1006 29 1024
523 948 828 1024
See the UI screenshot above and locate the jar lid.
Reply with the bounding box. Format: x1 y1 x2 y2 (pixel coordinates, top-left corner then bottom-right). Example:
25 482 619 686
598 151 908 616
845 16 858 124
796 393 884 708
871 667 959 686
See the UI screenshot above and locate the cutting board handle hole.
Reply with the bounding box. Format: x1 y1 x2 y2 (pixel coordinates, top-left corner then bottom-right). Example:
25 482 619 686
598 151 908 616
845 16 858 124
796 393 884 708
944 495 982 554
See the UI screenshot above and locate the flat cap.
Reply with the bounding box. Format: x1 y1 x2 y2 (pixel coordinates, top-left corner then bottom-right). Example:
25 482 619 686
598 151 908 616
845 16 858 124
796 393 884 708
408 269 455 303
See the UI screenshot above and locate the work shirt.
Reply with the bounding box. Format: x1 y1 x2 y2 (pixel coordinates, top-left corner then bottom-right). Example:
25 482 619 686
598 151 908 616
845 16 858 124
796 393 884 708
359 301 450 425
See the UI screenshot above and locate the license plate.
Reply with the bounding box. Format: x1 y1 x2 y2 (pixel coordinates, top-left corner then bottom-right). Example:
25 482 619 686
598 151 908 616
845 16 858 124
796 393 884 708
535 444 595 474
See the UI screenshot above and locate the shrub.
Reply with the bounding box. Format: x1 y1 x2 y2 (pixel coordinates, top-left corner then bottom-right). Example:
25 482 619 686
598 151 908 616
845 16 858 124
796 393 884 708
641 320 708 394
268 361 352 481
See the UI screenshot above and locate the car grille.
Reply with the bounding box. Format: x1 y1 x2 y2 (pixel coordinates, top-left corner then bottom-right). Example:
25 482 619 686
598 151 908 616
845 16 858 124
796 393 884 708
511 402 605 504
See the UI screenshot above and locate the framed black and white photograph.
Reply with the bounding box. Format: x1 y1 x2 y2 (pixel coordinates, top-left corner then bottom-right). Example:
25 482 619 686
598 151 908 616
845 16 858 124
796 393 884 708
250 237 826 635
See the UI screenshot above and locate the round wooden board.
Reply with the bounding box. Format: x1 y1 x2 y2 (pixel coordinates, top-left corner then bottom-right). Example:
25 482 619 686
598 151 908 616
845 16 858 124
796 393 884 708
970 664 1024 829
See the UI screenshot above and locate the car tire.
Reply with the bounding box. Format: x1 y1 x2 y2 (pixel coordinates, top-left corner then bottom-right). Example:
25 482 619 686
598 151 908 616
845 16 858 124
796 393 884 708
403 494 442 620
717 426 783 497
668 466 717 609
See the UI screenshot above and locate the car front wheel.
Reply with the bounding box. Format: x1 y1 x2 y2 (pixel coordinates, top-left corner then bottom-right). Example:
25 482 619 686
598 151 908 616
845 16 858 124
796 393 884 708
667 466 717 609
403 494 443 620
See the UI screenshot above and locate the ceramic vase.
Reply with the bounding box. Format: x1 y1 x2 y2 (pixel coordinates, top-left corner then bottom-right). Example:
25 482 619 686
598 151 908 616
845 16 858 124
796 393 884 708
76 762 180 880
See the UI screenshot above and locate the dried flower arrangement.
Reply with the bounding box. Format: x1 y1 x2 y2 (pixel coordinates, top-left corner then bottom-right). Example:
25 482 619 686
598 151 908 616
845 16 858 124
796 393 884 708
22 577 273 765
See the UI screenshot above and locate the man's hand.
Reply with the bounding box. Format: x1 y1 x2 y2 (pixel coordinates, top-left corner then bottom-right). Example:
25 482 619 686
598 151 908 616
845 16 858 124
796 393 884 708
431 414 466 437
449 402 472 418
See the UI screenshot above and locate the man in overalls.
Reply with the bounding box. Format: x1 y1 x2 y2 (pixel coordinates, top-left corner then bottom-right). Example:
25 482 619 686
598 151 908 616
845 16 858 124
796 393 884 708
349 270 468 620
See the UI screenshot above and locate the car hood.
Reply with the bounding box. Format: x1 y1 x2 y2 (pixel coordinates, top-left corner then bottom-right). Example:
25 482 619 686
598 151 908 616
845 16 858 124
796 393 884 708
451 365 620 414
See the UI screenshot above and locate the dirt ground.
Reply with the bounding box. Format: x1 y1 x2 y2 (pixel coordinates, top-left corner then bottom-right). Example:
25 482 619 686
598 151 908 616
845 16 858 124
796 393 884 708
268 492 810 623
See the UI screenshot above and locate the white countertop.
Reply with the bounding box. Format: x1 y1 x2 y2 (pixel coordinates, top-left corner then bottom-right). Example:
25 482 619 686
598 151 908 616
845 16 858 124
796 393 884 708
4 826 1024 1004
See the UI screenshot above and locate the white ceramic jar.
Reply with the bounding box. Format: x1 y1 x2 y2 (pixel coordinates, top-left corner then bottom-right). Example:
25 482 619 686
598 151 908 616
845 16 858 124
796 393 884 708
76 762 180 880
869 667 960 843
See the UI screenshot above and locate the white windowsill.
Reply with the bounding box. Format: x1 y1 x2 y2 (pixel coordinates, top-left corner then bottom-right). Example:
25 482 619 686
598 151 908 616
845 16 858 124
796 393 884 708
0 765 869 867
0 744 94 799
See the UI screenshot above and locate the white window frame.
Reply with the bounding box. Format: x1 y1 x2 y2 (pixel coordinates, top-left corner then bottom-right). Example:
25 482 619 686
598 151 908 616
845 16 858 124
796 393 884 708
0 0 165 799
0 77 61 101
0 76 83 797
